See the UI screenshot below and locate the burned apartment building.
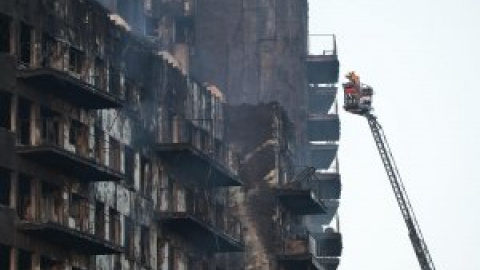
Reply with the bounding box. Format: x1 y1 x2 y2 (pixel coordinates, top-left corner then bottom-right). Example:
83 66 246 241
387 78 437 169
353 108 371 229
0 0 340 270
217 100 341 270
0 0 243 269
192 0 342 269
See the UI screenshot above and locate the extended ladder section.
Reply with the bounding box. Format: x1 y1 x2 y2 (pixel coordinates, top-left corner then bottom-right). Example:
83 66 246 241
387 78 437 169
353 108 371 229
365 113 436 270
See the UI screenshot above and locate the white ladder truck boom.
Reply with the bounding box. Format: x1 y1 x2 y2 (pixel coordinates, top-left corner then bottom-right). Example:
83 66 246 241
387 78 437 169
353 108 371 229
342 72 437 270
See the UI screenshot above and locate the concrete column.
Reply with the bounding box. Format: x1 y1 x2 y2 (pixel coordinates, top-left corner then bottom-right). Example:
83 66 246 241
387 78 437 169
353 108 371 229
9 171 17 209
9 247 16 270
32 252 40 270
31 27 39 68
30 103 38 145
32 178 39 221
10 95 17 132
9 20 17 56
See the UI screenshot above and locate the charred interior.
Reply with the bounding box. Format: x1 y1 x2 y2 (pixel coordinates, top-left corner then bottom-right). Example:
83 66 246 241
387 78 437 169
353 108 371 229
0 0 340 269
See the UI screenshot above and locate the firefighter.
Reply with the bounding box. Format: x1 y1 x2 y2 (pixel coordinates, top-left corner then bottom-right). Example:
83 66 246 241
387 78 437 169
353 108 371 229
344 71 360 109
346 71 360 88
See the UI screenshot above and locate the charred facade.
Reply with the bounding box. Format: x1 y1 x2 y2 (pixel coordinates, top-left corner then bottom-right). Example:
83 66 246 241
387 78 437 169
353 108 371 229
0 0 340 270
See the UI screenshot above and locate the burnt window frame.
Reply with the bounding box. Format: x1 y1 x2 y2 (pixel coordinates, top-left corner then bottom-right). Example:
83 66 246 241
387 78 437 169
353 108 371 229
16 97 32 145
124 146 135 188
124 217 135 260
0 91 12 130
109 207 121 245
17 173 32 220
68 46 85 76
0 167 11 207
140 225 150 267
95 200 106 239
109 137 122 171
19 22 33 66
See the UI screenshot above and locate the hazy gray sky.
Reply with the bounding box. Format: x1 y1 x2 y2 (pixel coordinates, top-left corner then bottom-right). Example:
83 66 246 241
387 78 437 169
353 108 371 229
309 0 480 269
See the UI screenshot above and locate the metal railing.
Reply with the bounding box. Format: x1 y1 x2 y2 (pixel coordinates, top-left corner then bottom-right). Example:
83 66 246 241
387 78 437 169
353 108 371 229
315 156 340 174
282 225 340 258
308 34 337 56
19 196 122 246
163 191 243 243
157 118 240 174
284 167 323 203
16 118 122 172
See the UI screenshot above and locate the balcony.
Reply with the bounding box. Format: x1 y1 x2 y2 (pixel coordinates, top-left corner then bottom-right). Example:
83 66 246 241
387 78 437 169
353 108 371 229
312 231 342 258
308 85 337 115
300 168 341 226
309 143 338 170
155 191 244 252
17 67 122 109
277 168 327 215
315 172 341 201
0 128 14 170
17 199 123 255
308 113 340 142
16 118 124 182
156 119 242 187
307 35 339 84
278 227 341 270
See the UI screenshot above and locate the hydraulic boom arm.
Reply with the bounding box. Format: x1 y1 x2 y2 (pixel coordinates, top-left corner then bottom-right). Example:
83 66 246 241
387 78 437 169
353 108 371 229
365 113 436 270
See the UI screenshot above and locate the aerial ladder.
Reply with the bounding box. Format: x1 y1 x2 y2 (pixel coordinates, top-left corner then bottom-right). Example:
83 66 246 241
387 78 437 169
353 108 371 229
342 72 437 270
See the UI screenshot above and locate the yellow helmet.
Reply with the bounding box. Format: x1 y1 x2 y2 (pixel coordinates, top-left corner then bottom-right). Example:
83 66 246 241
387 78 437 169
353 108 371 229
345 71 357 79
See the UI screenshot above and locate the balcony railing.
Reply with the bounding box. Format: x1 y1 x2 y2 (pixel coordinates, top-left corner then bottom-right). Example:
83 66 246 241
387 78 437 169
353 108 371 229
156 191 244 252
307 109 340 142
16 118 124 182
17 54 123 109
309 142 339 170
156 118 242 187
307 34 339 84
17 198 123 255
279 225 341 270
308 34 337 56
277 168 327 215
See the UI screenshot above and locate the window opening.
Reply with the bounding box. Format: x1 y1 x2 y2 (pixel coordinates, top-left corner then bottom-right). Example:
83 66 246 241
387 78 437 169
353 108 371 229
70 194 88 231
39 106 59 145
93 58 104 88
0 167 10 206
94 127 105 164
41 182 63 223
18 249 32 270
68 47 85 75
0 15 10 53
17 97 31 145
0 244 10 270
109 208 120 245
0 91 11 130
124 146 135 188
124 217 135 260
109 137 121 171
108 68 121 96
69 119 88 156
40 34 55 67
19 22 32 66
140 157 151 195
174 17 193 44
95 201 105 239
17 174 32 220
140 226 150 266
